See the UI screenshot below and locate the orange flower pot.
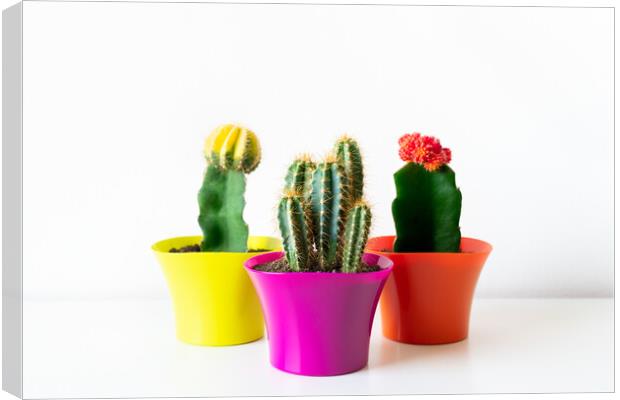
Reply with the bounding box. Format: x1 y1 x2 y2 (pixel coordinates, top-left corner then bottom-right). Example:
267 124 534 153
366 235 492 345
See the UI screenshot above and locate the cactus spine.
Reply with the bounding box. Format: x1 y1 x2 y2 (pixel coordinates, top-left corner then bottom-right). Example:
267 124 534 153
310 158 349 270
341 201 372 273
277 192 313 271
335 136 364 202
198 124 261 252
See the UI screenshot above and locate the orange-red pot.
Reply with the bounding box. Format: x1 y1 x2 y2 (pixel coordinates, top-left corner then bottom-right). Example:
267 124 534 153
366 236 492 345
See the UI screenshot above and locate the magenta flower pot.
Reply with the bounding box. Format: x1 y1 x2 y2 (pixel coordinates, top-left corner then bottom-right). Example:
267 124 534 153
244 251 393 376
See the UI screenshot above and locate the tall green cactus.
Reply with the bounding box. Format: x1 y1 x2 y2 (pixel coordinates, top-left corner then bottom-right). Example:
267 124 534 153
392 133 461 252
277 135 373 273
310 158 348 270
335 136 364 202
284 155 315 204
277 192 313 271
198 124 261 252
341 201 372 273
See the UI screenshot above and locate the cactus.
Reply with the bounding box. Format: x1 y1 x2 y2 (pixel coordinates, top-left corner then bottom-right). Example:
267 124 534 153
334 135 364 202
341 201 372 273
392 133 462 252
277 136 373 272
284 155 316 204
203 124 261 173
277 192 313 271
310 157 349 270
198 124 261 252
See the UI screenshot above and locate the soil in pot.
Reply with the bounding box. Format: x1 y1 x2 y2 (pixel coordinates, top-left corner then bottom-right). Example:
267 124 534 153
254 254 381 273
169 245 271 253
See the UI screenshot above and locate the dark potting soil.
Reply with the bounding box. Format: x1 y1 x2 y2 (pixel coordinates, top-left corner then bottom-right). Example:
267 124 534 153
168 245 271 253
169 244 201 253
253 258 381 273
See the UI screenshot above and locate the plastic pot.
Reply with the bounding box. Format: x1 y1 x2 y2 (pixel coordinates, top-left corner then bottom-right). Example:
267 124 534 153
366 235 492 345
152 235 282 346
244 252 393 376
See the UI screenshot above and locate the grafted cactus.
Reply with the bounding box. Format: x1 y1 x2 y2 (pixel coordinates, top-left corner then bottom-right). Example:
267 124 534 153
341 201 372 273
284 154 315 204
198 124 261 252
392 133 462 252
310 157 349 270
335 135 364 202
277 191 313 271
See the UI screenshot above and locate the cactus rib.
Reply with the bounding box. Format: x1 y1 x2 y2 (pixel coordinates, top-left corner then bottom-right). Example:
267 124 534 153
278 192 313 271
342 201 372 273
310 158 348 270
335 135 364 202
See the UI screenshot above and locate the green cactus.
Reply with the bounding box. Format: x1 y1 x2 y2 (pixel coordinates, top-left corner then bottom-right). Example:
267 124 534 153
309 157 349 271
277 192 313 271
284 155 316 204
392 163 462 253
277 136 374 272
335 135 364 202
198 124 261 252
341 201 372 273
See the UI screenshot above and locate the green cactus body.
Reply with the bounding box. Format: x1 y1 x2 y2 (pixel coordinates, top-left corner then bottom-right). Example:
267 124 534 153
310 159 348 270
335 136 364 202
284 156 316 203
198 124 261 252
198 164 248 252
392 163 462 252
341 202 372 273
277 193 313 271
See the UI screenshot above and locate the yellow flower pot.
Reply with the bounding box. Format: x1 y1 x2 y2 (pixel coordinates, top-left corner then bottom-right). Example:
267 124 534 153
152 235 282 346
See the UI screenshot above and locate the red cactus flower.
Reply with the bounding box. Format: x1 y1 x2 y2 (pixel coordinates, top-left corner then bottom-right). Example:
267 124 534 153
398 133 452 172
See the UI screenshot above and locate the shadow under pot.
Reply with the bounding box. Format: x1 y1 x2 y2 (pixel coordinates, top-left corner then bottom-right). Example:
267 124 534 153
244 251 393 376
366 236 492 345
152 235 282 346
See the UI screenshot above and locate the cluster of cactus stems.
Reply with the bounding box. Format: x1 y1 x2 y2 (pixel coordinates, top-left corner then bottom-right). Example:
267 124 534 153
198 124 261 252
278 136 372 273
392 133 462 253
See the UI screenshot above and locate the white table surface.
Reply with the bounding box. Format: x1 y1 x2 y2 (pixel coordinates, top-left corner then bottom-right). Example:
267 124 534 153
23 298 613 398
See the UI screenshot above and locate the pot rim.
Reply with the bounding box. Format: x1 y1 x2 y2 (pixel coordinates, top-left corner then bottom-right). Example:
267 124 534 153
366 235 492 256
151 235 282 255
243 251 394 277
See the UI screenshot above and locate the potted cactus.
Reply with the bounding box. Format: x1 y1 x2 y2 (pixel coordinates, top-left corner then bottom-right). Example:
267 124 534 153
152 124 281 346
366 133 492 345
243 136 393 376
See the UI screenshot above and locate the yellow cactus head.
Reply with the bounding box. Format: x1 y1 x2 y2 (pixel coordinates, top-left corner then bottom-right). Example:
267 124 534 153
204 124 262 173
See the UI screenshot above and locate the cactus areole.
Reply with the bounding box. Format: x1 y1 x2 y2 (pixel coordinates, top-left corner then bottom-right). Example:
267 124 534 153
198 124 262 252
270 136 376 273
392 133 462 253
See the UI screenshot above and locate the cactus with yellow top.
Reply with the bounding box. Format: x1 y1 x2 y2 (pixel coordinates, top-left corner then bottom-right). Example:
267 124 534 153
199 124 261 252
277 136 372 272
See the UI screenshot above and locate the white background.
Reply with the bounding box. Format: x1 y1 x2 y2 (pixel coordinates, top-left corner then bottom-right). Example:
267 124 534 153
0 0 616 398
18 1 613 300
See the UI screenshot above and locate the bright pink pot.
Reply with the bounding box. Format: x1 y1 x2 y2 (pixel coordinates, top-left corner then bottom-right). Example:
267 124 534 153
244 252 393 376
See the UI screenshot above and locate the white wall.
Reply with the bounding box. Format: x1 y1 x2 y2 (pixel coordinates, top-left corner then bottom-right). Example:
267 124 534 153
21 2 613 299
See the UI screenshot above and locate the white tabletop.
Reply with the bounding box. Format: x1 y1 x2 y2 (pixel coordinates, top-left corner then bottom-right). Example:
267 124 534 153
23 298 613 398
